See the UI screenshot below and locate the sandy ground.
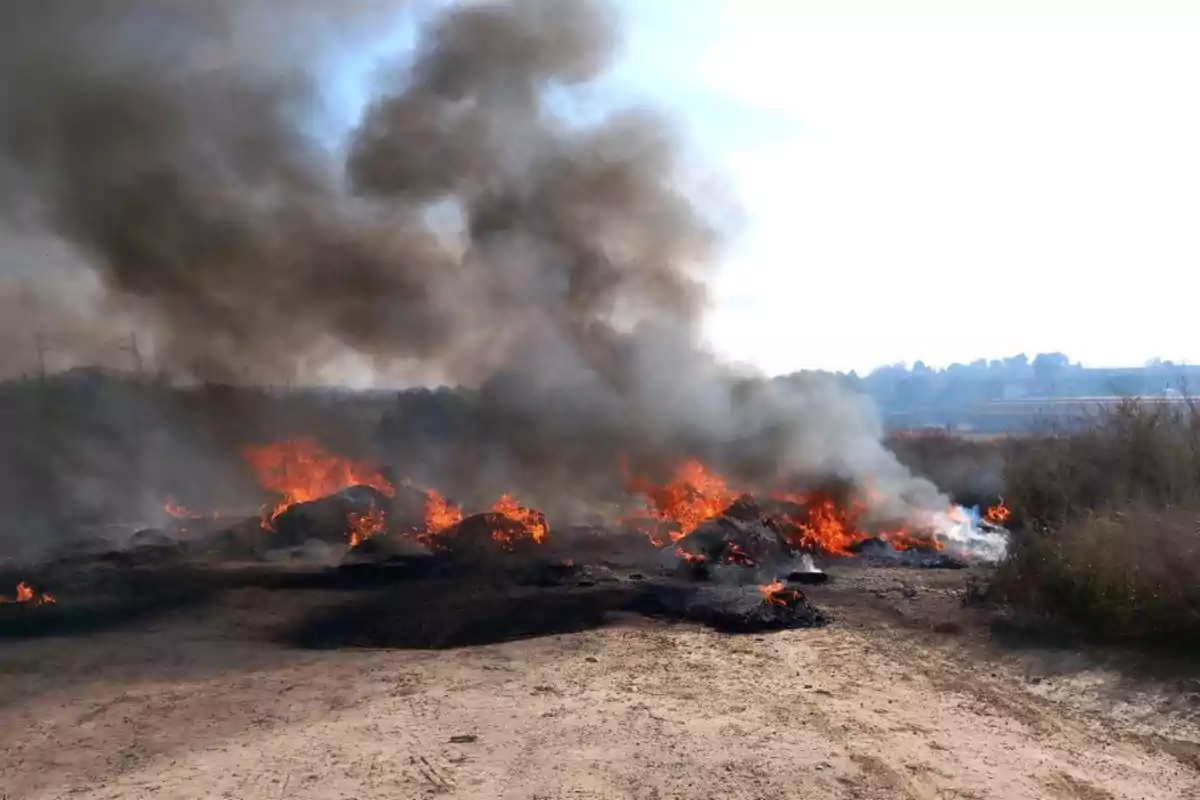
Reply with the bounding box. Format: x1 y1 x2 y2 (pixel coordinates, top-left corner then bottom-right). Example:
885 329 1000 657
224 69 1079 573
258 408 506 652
1 569 1198 800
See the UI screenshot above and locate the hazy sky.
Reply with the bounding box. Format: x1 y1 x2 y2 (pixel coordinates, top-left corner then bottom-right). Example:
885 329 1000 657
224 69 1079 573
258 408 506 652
601 1 1200 374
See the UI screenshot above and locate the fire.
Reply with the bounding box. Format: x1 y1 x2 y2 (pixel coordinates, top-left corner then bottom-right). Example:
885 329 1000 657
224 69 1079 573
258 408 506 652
490 494 548 547
758 581 786 605
1 582 55 606
164 497 204 520
242 438 394 529
724 542 755 565
985 498 1011 525
875 529 921 550
674 541 756 567
675 546 709 565
422 489 464 541
758 581 804 608
777 493 866 557
347 503 387 547
404 487 544 550
624 458 947 555
776 491 943 555
758 581 806 607
624 459 740 546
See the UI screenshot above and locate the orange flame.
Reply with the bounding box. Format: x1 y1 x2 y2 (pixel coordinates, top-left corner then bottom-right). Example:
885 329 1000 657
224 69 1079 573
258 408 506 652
758 581 806 608
724 542 756 565
757 581 790 607
347 503 388 547
624 459 739 546
490 494 548 547
422 489 464 541
1 581 55 606
775 491 943 555
985 498 1011 525
674 546 709 565
164 497 205 520
241 438 394 530
624 455 940 556
777 493 866 557
628 458 946 556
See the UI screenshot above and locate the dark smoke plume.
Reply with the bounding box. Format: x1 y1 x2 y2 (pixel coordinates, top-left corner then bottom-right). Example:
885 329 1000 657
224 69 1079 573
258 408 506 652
0 0 945 537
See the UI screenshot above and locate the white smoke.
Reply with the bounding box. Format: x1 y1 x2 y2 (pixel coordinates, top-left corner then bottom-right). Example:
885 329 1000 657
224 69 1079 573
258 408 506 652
931 504 1009 562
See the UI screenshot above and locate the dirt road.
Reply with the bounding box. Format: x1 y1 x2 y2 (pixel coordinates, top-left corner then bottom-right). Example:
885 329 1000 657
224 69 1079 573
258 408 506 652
1 571 1197 799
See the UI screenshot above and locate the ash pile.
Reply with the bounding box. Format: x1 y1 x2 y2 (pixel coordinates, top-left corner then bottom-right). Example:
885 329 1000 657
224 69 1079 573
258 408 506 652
283 492 829 649
280 487 830 645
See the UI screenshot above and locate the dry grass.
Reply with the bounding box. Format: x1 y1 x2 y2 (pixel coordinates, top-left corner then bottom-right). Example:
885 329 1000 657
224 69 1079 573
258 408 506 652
992 400 1200 644
889 402 1200 645
991 504 1200 643
1002 399 1200 531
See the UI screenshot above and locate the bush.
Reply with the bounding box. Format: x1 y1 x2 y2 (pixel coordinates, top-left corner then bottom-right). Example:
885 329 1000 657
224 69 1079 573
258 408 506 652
1003 399 1200 531
988 399 1200 645
989 503 1200 643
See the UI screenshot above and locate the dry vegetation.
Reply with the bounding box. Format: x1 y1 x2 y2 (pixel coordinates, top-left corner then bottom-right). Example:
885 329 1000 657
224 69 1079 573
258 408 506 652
894 400 1200 647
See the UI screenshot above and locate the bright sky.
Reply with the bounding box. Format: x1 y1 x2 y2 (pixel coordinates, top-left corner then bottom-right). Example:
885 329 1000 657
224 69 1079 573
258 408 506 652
603 1 1200 374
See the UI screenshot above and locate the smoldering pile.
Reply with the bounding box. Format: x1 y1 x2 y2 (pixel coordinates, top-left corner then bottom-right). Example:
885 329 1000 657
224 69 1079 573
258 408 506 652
1 496 830 647
0 434 1013 647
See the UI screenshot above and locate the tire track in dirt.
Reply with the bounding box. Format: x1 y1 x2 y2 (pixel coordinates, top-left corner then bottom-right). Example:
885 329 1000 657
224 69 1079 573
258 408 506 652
796 623 1199 800
3 599 1199 799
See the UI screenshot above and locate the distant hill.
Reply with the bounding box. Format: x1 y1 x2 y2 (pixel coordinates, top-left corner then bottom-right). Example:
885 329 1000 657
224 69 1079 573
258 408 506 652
776 353 1199 433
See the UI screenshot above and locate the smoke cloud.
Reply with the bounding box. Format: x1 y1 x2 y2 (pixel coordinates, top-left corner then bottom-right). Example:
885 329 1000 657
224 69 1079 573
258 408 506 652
0 0 945 532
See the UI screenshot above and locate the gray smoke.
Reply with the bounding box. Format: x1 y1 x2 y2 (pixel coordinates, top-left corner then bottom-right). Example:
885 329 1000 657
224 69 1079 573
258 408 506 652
0 0 944 526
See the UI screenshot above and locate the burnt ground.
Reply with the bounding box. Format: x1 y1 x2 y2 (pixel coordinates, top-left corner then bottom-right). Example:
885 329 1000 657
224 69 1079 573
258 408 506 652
1 559 1198 799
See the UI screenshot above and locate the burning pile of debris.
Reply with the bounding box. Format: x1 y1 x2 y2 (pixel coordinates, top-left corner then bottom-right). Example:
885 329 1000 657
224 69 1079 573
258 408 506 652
223 440 999 571
2 437 1008 644
1 582 55 607
0 580 69 639
621 459 1005 565
237 439 548 558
